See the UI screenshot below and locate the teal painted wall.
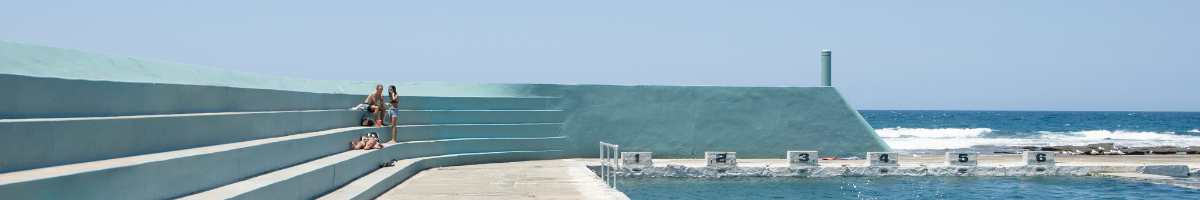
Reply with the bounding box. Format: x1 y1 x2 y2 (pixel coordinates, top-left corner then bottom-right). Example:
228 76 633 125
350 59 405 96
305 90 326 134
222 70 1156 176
1 40 890 159
525 84 889 158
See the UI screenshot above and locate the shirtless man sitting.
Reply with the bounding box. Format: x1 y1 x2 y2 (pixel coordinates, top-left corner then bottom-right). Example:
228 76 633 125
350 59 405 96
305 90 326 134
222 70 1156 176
351 84 386 127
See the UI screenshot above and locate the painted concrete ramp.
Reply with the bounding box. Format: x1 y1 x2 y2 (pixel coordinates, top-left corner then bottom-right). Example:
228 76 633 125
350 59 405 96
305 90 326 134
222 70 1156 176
180 137 565 200
372 159 629 200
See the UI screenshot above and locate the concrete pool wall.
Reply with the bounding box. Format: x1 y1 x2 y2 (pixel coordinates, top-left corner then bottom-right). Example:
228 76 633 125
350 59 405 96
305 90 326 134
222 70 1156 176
0 40 889 199
528 84 888 158
1 40 889 159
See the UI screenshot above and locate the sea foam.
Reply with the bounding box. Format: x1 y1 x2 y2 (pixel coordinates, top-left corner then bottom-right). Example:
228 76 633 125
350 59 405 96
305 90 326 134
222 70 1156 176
877 128 1200 149
874 127 991 138
1041 130 1198 141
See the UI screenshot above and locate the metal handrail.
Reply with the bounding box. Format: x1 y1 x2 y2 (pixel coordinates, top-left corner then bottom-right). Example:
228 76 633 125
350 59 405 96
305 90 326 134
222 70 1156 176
599 141 619 189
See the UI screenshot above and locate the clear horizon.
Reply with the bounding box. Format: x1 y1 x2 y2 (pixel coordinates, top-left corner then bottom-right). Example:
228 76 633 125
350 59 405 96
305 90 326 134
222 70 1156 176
3 1 1197 111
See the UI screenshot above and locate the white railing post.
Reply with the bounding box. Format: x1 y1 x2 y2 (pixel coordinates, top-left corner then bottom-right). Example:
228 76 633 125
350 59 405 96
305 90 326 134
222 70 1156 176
599 141 620 189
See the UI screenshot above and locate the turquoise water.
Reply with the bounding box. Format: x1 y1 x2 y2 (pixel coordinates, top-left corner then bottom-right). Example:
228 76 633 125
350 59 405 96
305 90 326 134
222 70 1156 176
619 177 1200 199
858 110 1200 149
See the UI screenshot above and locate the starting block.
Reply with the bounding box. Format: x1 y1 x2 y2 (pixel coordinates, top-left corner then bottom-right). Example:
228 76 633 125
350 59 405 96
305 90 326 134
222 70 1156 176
787 151 819 166
867 152 898 166
1022 151 1054 166
945 151 978 166
621 152 653 169
705 152 737 167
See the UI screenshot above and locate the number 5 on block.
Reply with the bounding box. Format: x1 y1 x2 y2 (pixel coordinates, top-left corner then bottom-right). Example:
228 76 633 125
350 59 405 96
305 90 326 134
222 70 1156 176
946 151 978 166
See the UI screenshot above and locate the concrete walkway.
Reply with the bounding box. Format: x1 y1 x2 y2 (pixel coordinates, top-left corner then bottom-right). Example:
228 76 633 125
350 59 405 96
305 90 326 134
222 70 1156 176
377 159 629 200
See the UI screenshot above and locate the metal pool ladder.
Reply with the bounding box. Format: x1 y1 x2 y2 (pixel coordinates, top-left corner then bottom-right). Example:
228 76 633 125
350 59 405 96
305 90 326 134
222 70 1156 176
599 141 620 189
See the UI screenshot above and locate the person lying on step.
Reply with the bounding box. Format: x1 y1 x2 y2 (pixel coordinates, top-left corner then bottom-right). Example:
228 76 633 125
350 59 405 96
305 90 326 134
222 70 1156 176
352 132 384 150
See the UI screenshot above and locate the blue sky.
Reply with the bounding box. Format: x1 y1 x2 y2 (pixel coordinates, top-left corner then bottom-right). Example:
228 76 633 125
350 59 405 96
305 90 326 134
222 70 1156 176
3 1 1197 111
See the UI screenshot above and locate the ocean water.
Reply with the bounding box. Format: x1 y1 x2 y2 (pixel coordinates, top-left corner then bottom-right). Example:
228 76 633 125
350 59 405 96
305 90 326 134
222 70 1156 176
616 111 1200 199
619 177 1200 199
859 110 1200 149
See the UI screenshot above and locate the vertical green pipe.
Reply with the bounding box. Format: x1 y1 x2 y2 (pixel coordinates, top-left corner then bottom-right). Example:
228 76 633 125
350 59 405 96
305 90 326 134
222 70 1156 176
821 49 831 86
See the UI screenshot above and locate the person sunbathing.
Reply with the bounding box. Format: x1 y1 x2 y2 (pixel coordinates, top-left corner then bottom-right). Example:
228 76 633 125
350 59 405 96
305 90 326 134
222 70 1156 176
352 132 384 150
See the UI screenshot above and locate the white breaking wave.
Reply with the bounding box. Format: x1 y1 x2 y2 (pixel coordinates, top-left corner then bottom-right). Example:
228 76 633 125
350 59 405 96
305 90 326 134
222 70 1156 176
1190 129 1200 133
877 128 1200 149
874 127 992 138
1041 130 1195 141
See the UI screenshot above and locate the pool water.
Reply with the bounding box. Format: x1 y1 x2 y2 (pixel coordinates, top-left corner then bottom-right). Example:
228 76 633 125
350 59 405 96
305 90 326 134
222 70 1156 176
618 176 1199 199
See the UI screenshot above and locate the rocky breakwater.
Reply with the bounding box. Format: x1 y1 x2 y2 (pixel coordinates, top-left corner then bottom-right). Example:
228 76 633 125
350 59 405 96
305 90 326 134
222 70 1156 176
1022 143 1199 155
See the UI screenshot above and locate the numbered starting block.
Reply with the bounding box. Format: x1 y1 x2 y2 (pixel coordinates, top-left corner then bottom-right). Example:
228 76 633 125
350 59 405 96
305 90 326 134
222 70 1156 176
621 152 653 169
945 151 978 166
705 152 737 167
868 152 898 166
787 151 819 166
1022 151 1054 166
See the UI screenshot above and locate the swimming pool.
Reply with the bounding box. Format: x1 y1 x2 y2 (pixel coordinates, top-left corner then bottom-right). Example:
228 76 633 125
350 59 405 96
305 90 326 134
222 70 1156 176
618 176 1199 199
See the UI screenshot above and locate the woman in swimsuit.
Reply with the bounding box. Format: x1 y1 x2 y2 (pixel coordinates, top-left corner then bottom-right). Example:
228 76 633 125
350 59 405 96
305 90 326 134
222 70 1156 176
386 85 400 143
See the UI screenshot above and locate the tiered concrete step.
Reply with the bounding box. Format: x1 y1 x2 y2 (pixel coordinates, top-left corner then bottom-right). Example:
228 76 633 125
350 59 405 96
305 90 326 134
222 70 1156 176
388 123 563 142
0 109 361 174
0 127 374 200
0 72 568 199
0 73 561 119
391 110 564 125
0 122 563 200
180 137 565 200
318 151 562 200
393 96 559 110
0 73 365 119
0 107 563 174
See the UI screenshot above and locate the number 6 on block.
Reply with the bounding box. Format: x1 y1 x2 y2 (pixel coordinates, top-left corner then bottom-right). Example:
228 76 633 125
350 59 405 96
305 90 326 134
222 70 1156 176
1022 151 1055 166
